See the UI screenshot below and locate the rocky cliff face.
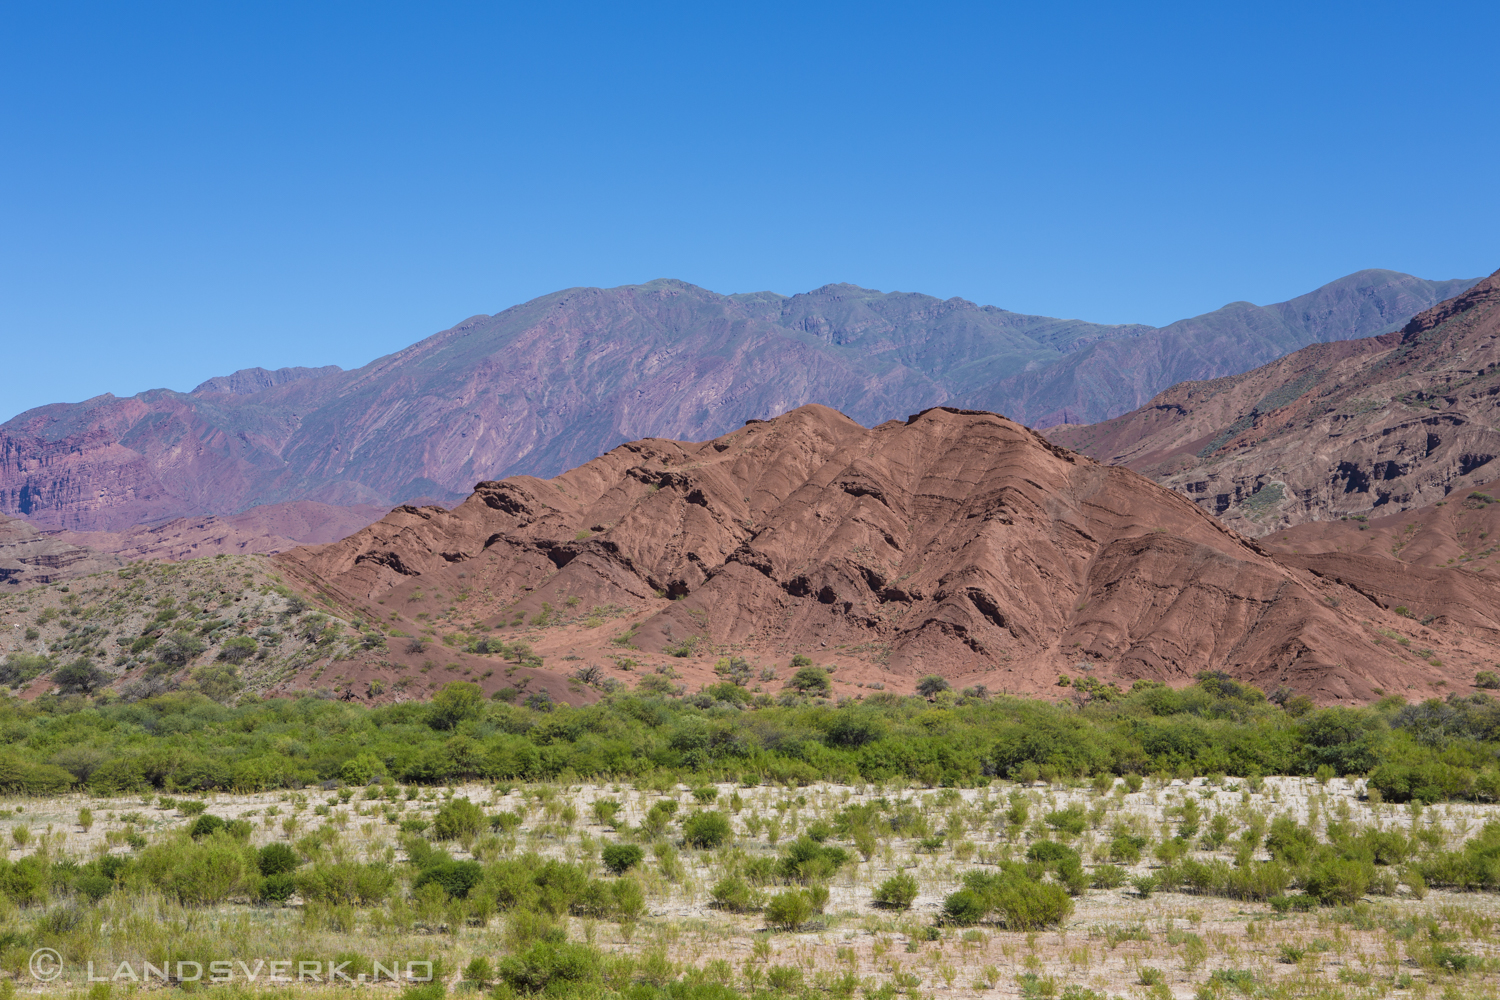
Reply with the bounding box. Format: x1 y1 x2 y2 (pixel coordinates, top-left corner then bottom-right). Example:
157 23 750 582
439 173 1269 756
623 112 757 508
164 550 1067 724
1051 269 1500 536
3 272 1474 532
0 515 121 587
278 404 1500 703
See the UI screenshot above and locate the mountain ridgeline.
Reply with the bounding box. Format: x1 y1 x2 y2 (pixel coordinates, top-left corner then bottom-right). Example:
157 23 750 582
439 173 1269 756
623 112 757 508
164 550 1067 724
1 270 1475 532
1051 268 1500 536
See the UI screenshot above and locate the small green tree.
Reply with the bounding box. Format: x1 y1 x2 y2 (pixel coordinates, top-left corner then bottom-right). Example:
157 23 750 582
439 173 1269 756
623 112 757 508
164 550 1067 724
157 630 206 665
601 843 644 874
429 681 484 730
218 635 257 663
53 658 110 695
786 667 831 697
916 675 951 699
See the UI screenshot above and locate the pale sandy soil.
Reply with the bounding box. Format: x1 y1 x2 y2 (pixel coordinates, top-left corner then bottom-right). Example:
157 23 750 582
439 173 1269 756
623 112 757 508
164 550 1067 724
6 776 1500 997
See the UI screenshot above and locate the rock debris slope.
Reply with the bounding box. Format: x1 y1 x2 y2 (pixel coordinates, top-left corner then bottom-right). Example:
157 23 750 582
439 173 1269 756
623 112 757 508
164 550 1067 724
1052 269 1500 536
279 405 1500 703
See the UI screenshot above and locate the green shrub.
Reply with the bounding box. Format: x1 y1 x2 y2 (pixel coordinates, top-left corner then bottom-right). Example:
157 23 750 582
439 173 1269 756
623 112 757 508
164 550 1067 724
766 965 803 992
53 658 111 695
188 814 226 839
1026 840 1079 868
778 837 848 882
765 889 813 930
1044 806 1087 836
77 873 112 902
135 833 260 904
942 888 987 925
1109 833 1147 863
601 843 644 874
258 873 296 903
1305 857 1373 905
873 872 919 909
1091 864 1127 889
432 798 485 841
296 861 397 905
1265 817 1318 865
785 667 831 696
682 810 732 849
413 860 484 899
690 786 719 804
462 957 492 986
498 941 602 994
710 875 760 912
258 843 300 876
0 653 50 689
991 878 1073 928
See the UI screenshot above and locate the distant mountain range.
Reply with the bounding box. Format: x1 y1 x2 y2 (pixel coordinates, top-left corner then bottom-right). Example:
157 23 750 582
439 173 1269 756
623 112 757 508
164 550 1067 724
2 269 1476 531
1051 268 1500 536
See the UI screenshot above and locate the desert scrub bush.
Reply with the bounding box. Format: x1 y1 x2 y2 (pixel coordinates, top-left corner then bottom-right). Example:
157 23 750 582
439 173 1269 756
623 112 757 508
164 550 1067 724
298 860 398 905
1090 864 1127 889
765 889 814 930
257 842 300 876
1415 822 1500 890
1304 856 1376 905
1265 816 1319 865
710 874 762 912
601 843 644 874
778 836 849 881
1109 832 1147 863
946 868 1073 929
411 859 482 900
591 799 622 827
641 800 677 838
682 810 731 849
1044 805 1086 837
873 872 919 909
258 873 296 903
134 832 261 904
499 940 603 995
1025 840 1080 869
187 813 226 839
942 888 988 926
432 796 485 841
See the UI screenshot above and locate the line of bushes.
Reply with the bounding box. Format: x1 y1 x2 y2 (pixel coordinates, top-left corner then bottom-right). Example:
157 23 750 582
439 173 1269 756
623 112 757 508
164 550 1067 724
3 674 1500 801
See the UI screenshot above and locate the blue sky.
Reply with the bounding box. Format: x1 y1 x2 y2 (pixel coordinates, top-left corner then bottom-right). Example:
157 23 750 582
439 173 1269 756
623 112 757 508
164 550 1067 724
3 1 1497 420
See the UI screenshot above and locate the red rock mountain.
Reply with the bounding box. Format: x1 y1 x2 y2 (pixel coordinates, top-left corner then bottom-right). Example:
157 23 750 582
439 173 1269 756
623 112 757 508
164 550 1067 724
277 404 1500 704
3 272 1472 532
1051 268 1500 536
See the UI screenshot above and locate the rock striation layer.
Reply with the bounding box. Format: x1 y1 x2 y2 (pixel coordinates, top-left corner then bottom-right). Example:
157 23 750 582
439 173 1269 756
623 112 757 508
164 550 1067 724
1052 269 1500 536
279 404 1500 703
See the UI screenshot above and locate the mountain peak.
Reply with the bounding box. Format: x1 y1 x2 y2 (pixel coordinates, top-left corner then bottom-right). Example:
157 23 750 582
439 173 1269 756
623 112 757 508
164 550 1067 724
192 365 343 396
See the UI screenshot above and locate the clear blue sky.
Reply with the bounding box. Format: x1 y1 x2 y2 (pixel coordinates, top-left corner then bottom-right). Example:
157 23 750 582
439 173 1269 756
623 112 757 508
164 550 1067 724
3 2 1496 420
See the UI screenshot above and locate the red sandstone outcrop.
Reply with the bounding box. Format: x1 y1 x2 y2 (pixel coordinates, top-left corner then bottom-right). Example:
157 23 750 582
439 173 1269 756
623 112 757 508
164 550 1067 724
278 404 1500 704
